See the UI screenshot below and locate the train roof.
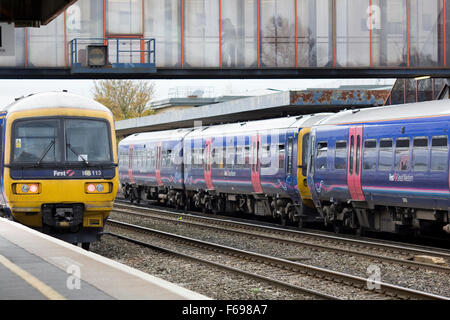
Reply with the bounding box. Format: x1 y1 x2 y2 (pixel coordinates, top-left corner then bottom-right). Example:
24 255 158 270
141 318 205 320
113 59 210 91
120 127 194 145
316 99 450 126
185 114 333 139
1 91 111 114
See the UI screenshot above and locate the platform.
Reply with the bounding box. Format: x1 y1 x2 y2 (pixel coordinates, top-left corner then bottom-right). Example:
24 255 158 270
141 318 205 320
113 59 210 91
0 218 209 300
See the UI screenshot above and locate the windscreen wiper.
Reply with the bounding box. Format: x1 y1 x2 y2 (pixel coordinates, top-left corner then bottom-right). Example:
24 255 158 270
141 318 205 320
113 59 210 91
66 143 89 165
36 140 55 166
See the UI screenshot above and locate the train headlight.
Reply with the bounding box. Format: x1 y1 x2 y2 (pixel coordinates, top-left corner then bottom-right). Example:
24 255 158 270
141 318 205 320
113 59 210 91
85 182 110 194
15 183 40 194
29 184 38 193
87 184 96 193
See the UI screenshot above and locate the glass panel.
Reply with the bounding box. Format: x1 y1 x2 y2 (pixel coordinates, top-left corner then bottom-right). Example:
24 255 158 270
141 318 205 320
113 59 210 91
107 0 143 34
395 138 410 171
409 0 442 67
184 0 220 67
145 0 181 67
13 119 60 163
431 136 448 171
0 28 25 67
302 133 310 176
334 141 347 170
336 0 370 67
413 137 428 171
297 0 332 67
261 0 295 67
316 141 328 170
349 136 354 174
378 138 392 170
65 119 111 162
221 0 258 67
28 14 65 67
363 139 377 170
372 0 408 67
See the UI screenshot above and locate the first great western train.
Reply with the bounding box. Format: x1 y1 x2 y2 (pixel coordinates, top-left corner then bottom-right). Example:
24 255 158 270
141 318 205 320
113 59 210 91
0 91 118 249
119 99 450 237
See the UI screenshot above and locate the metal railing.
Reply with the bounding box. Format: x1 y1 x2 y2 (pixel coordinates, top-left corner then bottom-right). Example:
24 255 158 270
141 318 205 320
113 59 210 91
69 37 156 71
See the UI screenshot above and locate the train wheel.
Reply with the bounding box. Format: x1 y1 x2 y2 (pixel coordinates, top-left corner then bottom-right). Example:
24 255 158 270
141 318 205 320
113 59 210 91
81 242 90 251
280 215 288 226
333 222 343 234
297 217 304 229
355 226 366 237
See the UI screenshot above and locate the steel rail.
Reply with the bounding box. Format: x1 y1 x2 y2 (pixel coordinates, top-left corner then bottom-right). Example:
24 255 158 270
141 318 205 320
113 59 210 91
106 218 450 300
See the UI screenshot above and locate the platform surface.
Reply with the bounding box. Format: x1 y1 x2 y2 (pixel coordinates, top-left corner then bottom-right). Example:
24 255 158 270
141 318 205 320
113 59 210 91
0 218 209 300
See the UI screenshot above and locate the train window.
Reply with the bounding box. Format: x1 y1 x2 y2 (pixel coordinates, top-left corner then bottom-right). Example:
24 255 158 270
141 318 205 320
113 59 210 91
431 136 448 171
395 138 410 171
261 144 270 168
356 136 361 175
413 137 428 171
316 141 328 170
278 144 285 170
378 138 393 171
226 146 235 168
235 147 244 168
167 149 172 167
349 136 354 174
301 133 310 176
363 139 377 170
334 141 347 170
13 119 61 163
287 138 293 174
244 146 250 168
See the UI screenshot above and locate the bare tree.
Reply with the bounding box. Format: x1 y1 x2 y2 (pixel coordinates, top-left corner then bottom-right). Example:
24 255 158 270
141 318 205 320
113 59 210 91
93 80 155 120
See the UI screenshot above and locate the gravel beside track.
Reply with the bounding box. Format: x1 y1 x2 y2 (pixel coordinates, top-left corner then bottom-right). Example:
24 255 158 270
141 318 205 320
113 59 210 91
90 234 322 300
107 209 450 298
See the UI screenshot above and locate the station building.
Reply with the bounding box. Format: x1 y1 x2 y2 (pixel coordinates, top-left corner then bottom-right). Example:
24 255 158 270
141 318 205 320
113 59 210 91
0 0 449 73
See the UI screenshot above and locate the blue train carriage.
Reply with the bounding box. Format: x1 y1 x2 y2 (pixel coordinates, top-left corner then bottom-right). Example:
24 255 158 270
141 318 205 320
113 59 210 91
119 128 192 208
307 100 450 236
183 115 330 226
0 92 119 249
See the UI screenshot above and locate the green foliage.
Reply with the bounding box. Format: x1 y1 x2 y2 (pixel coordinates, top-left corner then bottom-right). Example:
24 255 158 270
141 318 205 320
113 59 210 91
93 80 155 120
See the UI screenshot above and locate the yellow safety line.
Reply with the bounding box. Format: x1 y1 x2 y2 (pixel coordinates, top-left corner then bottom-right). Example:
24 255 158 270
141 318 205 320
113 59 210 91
0 254 66 300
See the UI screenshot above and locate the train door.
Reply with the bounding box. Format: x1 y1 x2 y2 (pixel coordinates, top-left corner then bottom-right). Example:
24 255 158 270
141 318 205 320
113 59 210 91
156 142 162 186
204 139 214 190
128 144 135 183
251 134 263 193
347 126 365 201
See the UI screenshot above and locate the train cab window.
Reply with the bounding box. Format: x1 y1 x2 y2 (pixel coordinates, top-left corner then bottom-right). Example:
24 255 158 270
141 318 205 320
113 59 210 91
334 141 347 170
378 138 393 171
431 136 448 171
13 119 60 163
278 144 285 170
316 141 328 170
363 140 377 170
412 137 428 171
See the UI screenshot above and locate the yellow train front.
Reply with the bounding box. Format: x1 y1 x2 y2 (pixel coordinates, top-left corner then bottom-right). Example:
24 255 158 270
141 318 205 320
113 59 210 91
0 91 118 249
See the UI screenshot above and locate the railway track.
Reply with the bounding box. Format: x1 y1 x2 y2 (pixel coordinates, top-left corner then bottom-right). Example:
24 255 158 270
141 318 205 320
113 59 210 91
112 201 450 274
105 218 449 300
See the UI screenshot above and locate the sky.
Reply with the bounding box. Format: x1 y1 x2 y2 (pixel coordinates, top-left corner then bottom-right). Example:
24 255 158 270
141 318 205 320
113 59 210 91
0 78 396 107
